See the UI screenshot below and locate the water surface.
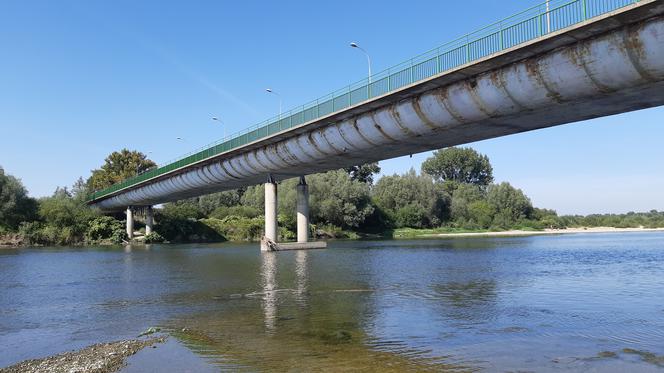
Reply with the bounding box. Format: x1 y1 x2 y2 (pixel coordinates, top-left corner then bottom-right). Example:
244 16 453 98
1 233 664 371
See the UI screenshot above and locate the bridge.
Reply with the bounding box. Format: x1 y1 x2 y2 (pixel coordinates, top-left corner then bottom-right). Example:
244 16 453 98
87 0 664 249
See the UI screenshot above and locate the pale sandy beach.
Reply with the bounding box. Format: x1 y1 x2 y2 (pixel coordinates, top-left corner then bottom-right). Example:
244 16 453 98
431 227 664 238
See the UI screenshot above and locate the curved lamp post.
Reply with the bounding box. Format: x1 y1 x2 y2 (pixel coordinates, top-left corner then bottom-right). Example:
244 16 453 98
211 116 227 139
265 88 282 118
350 42 372 84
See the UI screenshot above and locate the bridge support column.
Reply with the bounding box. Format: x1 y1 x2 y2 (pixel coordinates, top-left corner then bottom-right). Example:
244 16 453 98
262 176 278 251
126 207 134 239
296 176 309 243
145 206 154 235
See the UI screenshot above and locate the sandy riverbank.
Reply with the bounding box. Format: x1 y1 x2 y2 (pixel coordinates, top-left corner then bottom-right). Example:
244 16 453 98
430 227 664 238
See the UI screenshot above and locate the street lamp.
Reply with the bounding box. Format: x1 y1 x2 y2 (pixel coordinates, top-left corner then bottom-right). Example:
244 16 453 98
211 116 227 139
350 42 372 84
265 88 282 118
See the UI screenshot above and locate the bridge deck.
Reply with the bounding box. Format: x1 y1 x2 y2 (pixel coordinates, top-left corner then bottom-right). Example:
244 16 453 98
87 0 663 207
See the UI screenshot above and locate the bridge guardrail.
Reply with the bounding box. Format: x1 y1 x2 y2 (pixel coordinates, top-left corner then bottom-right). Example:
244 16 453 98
87 0 640 202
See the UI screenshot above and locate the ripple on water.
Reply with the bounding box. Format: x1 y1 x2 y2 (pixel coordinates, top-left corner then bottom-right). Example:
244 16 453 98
3 234 664 371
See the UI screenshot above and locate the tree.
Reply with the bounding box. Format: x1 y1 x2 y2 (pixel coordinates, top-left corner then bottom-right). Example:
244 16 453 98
0 166 38 230
87 149 156 191
85 216 127 243
35 189 99 244
161 201 204 220
71 177 90 202
308 170 375 229
421 147 493 186
450 183 486 224
345 162 381 184
39 191 98 233
486 182 533 228
197 189 245 215
372 169 450 228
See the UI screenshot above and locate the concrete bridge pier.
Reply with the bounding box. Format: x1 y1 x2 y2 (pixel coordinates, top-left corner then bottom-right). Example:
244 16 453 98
262 176 278 251
296 176 309 243
145 206 154 235
126 207 134 239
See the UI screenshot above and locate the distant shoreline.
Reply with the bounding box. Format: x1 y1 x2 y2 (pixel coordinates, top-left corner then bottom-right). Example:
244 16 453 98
424 227 664 238
3 227 664 249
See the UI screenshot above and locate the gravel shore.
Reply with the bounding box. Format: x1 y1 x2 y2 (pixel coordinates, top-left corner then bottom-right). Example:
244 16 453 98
0 337 166 373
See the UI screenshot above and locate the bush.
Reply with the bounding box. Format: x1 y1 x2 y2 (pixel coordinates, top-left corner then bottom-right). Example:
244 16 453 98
466 200 495 229
372 169 450 229
18 221 48 245
161 202 204 220
86 216 127 243
394 204 429 228
39 194 97 238
0 167 39 231
18 222 78 245
314 224 358 239
486 182 533 227
144 231 165 243
279 226 296 241
155 211 221 242
201 216 262 242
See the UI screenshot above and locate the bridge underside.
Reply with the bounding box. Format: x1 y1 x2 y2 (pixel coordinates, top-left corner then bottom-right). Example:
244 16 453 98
92 8 664 211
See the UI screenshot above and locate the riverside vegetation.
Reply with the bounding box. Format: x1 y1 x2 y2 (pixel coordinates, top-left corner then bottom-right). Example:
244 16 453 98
2 147 664 246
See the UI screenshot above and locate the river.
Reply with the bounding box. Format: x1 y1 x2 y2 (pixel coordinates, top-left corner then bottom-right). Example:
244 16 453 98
1 232 664 372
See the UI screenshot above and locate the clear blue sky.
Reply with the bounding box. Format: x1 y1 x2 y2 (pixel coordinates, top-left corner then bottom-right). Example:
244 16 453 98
1 0 662 215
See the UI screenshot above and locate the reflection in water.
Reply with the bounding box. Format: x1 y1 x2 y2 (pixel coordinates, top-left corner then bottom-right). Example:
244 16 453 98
295 250 308 305
4 234 664 371
432 280 498 324
260 252 278 332
167 248 469 372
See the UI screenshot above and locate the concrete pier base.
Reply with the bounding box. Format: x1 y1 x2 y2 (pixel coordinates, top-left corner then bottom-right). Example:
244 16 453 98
260 175 326 252
296 176 309 243
261 237 327 251
261 177 278 251
145 206 154 235
126 207 134 239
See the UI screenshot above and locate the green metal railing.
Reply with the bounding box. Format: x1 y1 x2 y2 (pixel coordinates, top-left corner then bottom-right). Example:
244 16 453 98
87 0 640 202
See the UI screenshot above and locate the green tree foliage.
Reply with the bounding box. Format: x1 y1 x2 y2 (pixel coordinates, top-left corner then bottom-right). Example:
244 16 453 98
450 183 486 223
71 177 90 202
0 166 38 230
87 149 156 191
372 169 450 228
230 171 376 230
154 206 222 242
11 186 130 245
210 205 260 220
201 216 264 242
558 210 664 229
38 190 99 242
197 189 245 215
421 147 493 186
176 189 246 217
240 185 265 211
86 216 127 243
465 201 496 229
144 231 165 243
308 170 374 229
486 182 533 228
160 201 205 220
344 162 381 184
